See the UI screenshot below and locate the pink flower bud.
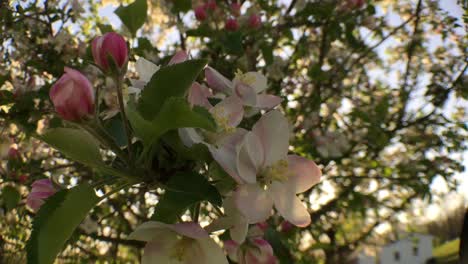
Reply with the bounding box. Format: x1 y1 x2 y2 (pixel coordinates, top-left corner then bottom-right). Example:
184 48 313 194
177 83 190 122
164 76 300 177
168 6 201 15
8 147 19 160
244 238 278 264
248 14 261 29
205 0 217 11
230 2 241 17
195 5 207 21
18 174 28 184
225 18 239 31
50 67 95 122
168 50 189 65
280 221 294 233
91 32 128 72
26 179 56 212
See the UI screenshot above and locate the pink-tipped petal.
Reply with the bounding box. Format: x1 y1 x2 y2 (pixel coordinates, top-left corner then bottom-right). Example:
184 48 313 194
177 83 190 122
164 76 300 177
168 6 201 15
286 155 321 194
256 94 282 109
168 50 189 65
205 67 233 94
252 110 289 167
224 240 240 261
188 82 213 108
234 184 273 224
269 182 311 227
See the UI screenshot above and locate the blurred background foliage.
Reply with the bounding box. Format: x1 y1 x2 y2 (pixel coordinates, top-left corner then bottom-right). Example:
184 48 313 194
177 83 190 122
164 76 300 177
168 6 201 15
0 0 467 263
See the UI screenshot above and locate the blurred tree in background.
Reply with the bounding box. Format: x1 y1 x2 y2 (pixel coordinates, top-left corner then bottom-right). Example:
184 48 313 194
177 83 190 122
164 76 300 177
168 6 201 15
0 0 466 263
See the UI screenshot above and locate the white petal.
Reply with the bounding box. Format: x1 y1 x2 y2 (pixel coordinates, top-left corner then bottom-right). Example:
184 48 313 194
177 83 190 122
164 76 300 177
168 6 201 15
234 72 267 93
234 83 257 106
252 110 289 167
135 57 160 82
269 182 311 227
205 66 233 94
128 221 173 242
234 184 273 224
169 222 208 240
286 155 321 194
178 128 203 147
211 95 244 128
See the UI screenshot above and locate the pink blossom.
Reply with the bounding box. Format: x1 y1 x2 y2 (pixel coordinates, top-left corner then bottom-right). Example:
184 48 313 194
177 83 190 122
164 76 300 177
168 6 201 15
26 179 56 212
248 14 261 29
129 221 228 264
8 147 19 160
91 32 128 72
280 221 294 233
226 18 239 31
50 67 94 121
212 110 322 226
204 67 282 111
195 5 207 21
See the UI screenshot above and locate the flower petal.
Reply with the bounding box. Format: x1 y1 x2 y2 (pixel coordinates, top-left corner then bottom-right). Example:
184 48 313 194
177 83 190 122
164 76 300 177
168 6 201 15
188 82 213 108
169 222 208 240
252 110 289 167
195 237 229 264
234 83 257 106
168 50 189 65
205 66 233 94
234 184 273 223
286 155 321 194
178 128 204 147
135 57 160 82
269 182 311 227
141 235 179 264
256 94 282 109
234 72 267 93
128 221 174 242
211 95 243 128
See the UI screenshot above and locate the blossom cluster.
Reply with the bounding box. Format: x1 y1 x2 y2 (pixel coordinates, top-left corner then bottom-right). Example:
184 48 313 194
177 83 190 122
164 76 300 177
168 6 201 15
27 31 322 263
194 1 262 31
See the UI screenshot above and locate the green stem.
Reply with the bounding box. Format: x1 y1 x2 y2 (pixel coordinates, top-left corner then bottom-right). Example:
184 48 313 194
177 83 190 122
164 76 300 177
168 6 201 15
114 75 133 160
192 203 201 223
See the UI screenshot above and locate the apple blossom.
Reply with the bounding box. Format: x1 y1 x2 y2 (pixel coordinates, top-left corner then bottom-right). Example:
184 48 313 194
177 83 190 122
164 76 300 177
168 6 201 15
205 0 217 11
129 221 228 264
212 110 321 226
26 179 56 212
128 57 160 96
92 32 128 72
49 67 95 122
204 67 282 112
168 50 189 65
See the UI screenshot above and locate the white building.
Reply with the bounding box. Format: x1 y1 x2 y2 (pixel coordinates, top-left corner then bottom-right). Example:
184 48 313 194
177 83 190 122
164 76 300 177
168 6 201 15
379 233 433 264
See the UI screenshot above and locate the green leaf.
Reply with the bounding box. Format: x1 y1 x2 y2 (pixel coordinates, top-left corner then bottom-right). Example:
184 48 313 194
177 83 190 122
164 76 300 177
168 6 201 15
2 185 20 211
171 0 191 12
115 0 147 37
41 128 103 167
137 59 207 120
26 184 100 264
152 172 222 223
132 97 216 147
103 116 127 147
223 32 244 55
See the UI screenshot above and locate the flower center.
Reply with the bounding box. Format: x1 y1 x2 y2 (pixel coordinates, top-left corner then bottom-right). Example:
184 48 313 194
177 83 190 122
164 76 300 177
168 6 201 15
211 107 235 133
235 70 256 86
260 159 290 184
